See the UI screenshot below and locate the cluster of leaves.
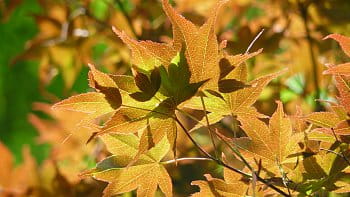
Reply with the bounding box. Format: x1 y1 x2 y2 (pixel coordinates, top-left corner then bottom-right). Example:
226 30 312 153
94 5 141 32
48 1 350 196
1 0 350 196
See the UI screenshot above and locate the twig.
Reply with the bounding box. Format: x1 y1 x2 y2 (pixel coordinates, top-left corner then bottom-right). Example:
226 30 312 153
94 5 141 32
245 29 265 54
331 127 340 142
328 128 350 165
215 128 292 195
298 1 323 112
319 148 343 157
176 108 207 129
276 158 292 196
214 128 254 171
174 116 290 196
319 148 350 165
115 0 138 38
174 116 251 177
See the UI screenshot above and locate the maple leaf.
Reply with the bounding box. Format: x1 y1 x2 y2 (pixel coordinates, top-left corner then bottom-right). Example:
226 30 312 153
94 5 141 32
191 174 248 197
296 142 350 194
323 63 350 75
51 0 266 162
183 67 286 129
325 34 350 56
0 142 97 196
97 52 202 158
85 134 172 197
191 157 277 196
29 102 98 183
323 34 350 75
219 49 263 80
95 65 176 156
305 112 341 128
0 143 39 196
112 27 178 71
53 62 174 159
305 34 350 136
305 109 350 136
333 167 350 194
162 0 228 90
52 63 123 122
191 161 253 197
235 101 304 178
333 75 350 115
52 92 116 121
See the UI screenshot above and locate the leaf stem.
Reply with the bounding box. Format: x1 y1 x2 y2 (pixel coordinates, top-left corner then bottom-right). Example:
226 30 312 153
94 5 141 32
162 157 212 164
176 107 207 129
121 104 172 117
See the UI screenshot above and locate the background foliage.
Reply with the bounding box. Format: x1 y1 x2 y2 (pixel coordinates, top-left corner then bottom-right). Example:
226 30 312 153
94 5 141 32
0 0 350 196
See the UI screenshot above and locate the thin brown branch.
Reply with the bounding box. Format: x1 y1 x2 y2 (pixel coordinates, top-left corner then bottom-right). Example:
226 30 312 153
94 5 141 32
319 148 350 165
200 95 219 159
174 116 290 196
174 116 250 176
298 1 323 111
245 28 265 54
115 0 138 39
325 128 350 165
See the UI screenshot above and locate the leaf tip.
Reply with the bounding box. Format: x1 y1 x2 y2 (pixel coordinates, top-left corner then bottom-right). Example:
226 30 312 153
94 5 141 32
275 100 284 112
78 168 96 179
88 63 96 71
86 132 99 144
51 101 62 111
112 26 123 38
322 69 331 75
323 33 339 41
256 48 264 53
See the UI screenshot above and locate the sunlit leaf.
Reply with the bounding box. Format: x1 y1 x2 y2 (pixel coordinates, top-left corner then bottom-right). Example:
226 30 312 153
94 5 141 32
112 27 177 71
88 135 172 197
237 101 303 176
162 0 228 90
191 174 248 197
